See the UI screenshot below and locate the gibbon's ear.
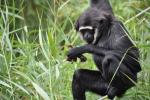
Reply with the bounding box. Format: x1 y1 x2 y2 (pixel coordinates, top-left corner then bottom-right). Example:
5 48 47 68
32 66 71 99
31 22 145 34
74 19 79 31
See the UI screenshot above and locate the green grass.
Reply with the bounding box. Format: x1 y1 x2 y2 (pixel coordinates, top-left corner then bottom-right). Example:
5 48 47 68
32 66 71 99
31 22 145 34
0 0 150 100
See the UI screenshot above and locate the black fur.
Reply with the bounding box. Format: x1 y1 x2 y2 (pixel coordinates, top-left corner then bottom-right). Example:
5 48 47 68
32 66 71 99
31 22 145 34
67 0 141 99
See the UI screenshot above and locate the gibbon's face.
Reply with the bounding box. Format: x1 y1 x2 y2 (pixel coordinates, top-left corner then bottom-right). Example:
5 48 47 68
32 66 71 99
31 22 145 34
75 8 107 44
79 26 95 44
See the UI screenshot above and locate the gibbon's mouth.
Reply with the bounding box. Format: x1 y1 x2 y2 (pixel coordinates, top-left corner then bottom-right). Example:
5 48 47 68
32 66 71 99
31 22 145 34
87 38 94 44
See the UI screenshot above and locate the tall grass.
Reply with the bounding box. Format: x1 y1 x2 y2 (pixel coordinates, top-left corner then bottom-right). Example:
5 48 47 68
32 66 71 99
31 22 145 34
0 0 150 100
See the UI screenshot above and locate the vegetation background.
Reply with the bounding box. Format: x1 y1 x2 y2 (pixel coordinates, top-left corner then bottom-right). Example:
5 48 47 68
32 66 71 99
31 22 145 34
0 0 150 100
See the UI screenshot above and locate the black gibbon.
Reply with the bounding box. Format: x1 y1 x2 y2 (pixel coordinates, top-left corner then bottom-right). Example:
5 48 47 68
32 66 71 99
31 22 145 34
67 0 141 99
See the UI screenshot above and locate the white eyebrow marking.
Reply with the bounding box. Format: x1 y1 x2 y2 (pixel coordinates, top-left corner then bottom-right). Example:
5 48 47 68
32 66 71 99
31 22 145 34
79 26 93 31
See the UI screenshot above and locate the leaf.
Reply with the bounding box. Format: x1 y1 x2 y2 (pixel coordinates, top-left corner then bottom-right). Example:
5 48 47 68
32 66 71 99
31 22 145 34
32 82 50 100
0 80 11 88
6 79 30 95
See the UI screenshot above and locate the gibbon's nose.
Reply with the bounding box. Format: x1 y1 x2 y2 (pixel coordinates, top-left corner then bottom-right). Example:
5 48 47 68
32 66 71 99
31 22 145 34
84 33 93 43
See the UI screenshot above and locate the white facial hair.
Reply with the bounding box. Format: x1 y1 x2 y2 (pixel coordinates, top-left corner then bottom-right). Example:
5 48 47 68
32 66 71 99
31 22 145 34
79 26 93 31
92 28 98 44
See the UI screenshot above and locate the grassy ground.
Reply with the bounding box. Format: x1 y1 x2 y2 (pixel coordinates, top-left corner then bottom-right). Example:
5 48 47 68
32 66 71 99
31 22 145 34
0 0 150 100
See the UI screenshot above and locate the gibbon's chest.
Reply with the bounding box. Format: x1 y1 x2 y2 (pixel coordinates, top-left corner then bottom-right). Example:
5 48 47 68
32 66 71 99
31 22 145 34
92 38 114 71
93 54 103 71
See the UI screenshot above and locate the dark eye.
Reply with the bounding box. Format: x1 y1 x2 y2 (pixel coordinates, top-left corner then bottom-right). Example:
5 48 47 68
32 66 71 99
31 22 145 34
80 30 86 34
89 29 95 34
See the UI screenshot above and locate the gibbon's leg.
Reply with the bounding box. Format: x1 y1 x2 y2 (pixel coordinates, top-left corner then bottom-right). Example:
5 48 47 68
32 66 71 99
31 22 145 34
72 69 109 100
